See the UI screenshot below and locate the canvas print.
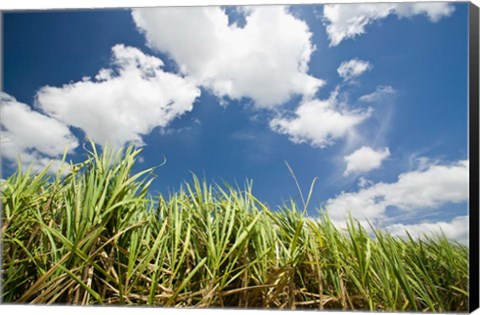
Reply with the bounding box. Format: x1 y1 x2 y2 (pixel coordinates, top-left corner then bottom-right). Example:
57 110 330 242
0 1 477 312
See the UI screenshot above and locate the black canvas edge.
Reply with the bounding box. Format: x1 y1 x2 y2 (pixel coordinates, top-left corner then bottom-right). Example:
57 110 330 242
469 1 480 313
0 10 4 305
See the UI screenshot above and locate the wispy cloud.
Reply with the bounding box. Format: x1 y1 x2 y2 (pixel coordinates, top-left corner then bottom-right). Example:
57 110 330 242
35 44 200 148
337 58 372 82
359 85 396 103
159 118 202 135
323 2 455 46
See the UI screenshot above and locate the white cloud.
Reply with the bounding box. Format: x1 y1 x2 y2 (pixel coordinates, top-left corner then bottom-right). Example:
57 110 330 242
159 117 201 135
358 176 374 188
408 155 443 172
337 59 372 82
326 159 469 225
393 2 457 22
132 6 324 108
344 146 390 176
359 85 396 102
385 215 469 245
270 88 372 148
323 2 455 46
1 92 78 173
35 44 200 148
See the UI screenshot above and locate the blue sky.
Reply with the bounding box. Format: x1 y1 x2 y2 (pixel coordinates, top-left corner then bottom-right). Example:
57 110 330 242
1 2 470 243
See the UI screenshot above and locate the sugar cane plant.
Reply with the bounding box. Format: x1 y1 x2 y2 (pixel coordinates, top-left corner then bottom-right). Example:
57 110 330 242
0 142 469 311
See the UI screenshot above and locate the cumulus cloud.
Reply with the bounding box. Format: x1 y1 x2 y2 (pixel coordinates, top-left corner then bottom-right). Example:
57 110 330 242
323 2 455 46
326 159 469 225
359 85 396 102
35 44 200 148
270 88 372 148
132 6 324 108
385 215 469 245
344 146 390 176
337 59 372 82
1 92 78 173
